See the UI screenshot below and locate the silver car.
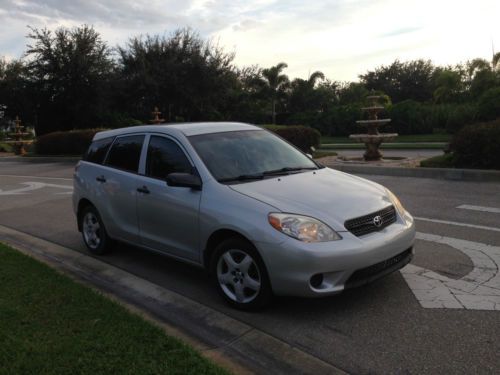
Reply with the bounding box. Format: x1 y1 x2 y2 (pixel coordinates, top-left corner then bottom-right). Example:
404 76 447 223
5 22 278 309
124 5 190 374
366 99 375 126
73 122 415 309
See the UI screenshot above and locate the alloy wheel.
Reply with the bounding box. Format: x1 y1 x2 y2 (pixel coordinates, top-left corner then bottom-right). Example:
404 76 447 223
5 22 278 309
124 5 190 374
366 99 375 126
216 249 261 303
83 211 101 250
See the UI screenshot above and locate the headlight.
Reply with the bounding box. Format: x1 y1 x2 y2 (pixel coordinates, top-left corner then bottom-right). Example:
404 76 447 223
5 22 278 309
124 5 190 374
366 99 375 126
268 213 342 242
386 189 406 216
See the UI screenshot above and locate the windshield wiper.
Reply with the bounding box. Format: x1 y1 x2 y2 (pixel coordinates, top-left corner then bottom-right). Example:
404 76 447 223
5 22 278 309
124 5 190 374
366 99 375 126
218 173 264 183
262 166 318 176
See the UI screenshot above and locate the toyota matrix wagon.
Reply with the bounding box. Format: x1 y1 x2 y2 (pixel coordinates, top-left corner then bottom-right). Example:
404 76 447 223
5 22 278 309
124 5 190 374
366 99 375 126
73 122 415 309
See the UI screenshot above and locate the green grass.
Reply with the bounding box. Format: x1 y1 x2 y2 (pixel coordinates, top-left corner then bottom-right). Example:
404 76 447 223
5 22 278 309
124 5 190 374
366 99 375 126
0 243 229 375
420 153 456 168
321 133 451 144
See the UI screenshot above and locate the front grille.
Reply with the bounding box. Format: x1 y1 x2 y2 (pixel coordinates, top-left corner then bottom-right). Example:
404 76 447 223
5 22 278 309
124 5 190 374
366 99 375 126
345 247 413 289
344 205 397 237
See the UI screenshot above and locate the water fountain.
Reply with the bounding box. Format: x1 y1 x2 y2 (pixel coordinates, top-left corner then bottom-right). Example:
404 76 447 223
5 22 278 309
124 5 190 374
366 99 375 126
5 116 33 155
150 107 165 124
349 95 397 161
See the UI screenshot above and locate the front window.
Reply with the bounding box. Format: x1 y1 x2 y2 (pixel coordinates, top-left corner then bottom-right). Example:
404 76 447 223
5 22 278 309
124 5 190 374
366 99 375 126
188 130 319 183
146 136 192 179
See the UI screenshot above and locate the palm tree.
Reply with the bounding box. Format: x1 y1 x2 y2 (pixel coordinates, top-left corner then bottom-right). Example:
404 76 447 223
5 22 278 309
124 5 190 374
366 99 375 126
261 62 289 124
307 71 325 87
289 71 326 113
492 52 500 71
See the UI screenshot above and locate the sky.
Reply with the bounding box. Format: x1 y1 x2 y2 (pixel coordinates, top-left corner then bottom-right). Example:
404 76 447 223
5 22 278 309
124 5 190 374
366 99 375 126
0 0 499 81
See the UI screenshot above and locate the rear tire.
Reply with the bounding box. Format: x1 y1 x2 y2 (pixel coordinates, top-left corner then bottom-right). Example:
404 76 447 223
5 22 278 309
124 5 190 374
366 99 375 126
210 237 273 310
81 205 111 255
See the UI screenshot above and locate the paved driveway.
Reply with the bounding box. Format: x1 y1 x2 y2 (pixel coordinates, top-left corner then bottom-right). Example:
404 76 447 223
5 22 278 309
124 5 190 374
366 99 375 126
1 161 499 374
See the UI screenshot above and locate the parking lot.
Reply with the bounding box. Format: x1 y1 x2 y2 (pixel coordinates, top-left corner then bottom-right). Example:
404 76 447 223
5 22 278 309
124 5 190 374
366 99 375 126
1 160 499 374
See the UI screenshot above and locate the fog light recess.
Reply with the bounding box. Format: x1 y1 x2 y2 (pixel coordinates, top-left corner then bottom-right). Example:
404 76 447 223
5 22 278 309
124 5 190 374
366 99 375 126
310 273 324 288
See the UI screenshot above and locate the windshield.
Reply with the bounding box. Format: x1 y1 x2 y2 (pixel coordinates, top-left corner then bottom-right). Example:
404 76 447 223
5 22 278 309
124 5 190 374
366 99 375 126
188 129 319 183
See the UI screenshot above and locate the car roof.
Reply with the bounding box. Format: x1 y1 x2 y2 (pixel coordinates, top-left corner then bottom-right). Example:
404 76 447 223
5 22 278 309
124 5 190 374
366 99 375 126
93 122 261 140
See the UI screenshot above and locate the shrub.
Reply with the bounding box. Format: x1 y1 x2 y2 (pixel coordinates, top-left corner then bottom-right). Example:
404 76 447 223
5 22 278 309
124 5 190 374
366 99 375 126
477 87 500 122
263 125 321 152
450 119 500 169
35 129 107 155
388 100 433 134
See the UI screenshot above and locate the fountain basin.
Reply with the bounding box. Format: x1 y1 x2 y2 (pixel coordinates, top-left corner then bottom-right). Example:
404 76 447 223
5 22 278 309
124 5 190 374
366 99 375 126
356 119 391 125
349 133 397 143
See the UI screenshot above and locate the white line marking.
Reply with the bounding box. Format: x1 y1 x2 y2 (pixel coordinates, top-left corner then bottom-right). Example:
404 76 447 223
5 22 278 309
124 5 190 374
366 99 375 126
0 174 72 181
414 217 500 233
401 232 500 310
0 182 72 195
457 204 500 214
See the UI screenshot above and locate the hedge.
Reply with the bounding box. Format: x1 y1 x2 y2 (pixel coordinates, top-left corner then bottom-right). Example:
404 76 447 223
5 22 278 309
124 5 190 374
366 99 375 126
35 129 107 156
263 125 321 152
450 119 500 169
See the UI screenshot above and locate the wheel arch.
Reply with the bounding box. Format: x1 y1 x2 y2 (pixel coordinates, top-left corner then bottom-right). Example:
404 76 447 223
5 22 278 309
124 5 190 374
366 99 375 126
203 229 256 270
77 198 94 231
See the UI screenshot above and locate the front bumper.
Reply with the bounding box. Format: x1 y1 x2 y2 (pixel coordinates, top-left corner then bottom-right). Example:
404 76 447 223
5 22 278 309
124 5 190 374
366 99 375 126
255 214 416 297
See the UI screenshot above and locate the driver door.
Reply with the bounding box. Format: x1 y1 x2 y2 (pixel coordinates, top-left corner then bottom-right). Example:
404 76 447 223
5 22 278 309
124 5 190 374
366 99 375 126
136 134 201 261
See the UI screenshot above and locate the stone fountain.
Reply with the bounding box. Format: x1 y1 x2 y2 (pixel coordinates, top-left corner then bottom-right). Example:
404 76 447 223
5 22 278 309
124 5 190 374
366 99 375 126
349 95 397 161
5 116 33 155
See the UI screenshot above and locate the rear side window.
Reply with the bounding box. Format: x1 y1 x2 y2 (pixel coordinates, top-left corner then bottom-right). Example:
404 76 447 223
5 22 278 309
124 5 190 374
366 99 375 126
105 135 145 173
84 137 114 164
146 136 192 179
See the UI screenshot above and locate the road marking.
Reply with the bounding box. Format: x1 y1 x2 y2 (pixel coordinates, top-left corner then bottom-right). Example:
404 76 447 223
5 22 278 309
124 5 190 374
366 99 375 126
0 182 72 195
0 174 72 181
401 232 500 310
414 216 500 233
457 204 500 214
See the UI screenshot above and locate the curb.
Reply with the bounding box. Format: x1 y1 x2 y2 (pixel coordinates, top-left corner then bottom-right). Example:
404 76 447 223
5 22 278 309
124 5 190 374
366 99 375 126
0 156 81 163
0 225 346 375
330 164 500 182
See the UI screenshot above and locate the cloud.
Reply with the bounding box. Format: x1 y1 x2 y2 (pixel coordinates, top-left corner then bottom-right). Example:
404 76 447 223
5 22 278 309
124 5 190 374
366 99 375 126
1 0 499 80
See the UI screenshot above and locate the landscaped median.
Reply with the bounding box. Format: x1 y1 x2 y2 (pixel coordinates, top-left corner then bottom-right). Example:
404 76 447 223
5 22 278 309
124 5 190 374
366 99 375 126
0 242 229 375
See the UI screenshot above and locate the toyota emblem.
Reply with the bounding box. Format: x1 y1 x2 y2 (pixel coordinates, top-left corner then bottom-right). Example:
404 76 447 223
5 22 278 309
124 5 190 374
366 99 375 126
373 215 383 227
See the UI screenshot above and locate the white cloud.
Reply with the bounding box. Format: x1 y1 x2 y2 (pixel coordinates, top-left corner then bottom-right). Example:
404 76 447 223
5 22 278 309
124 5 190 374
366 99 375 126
1 0 499 80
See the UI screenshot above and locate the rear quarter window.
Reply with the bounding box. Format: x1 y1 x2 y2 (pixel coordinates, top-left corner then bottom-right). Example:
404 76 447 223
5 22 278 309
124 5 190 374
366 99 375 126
84 137 114 164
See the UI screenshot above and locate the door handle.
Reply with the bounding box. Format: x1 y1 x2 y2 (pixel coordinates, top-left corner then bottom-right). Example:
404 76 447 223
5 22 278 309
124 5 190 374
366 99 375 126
96 175 106 183
137 186 150 194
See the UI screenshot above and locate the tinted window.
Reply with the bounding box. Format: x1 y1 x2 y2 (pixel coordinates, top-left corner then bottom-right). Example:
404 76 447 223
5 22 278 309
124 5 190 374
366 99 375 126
84 137 114 164
105 135 144 172
146 136 192 179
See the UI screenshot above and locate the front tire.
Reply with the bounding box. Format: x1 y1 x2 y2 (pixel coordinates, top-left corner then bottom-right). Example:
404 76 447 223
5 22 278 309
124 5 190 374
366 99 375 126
81 205 110 255
210 238 273 310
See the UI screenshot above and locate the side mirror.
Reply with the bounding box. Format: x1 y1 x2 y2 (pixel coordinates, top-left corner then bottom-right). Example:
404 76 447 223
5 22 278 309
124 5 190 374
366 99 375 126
306 153 313 158
166 173 202 190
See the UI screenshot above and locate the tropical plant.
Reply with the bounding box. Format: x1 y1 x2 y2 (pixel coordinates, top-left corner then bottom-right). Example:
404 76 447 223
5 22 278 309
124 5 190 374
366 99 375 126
261 62 290 124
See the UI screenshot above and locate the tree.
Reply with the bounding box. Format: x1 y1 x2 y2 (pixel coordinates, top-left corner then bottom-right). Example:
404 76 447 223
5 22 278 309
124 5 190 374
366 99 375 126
116 28 237 122
466 57 499 99
288 71 325 113
25 25 114 134
433 69 462 103
360 59 435 103
261 62 289 124
0 58 34 127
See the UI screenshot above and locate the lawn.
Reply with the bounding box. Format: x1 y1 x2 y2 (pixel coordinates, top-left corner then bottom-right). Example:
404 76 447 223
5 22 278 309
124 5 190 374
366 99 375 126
0 243 229 375
321 133 451 144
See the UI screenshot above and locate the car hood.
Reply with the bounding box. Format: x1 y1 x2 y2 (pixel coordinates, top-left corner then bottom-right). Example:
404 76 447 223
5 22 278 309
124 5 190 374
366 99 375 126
228 167 392 231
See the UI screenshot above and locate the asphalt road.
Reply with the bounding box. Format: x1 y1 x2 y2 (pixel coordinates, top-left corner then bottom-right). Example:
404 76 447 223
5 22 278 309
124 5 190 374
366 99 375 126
1 161 499 374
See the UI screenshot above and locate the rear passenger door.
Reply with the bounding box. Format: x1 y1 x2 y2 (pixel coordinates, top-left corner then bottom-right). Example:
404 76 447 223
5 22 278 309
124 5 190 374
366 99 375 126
136 134 201 261
98 134 145 243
